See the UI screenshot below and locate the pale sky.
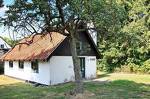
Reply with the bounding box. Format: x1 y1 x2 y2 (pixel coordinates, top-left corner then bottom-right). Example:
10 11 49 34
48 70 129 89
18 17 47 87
0 0 14 38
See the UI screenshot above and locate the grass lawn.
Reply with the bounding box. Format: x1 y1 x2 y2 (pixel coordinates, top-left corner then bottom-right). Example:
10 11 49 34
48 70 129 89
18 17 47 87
0 73 150 99
96 72 150 84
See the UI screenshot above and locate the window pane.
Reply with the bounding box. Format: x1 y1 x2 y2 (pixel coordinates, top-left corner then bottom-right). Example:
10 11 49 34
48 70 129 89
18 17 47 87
0 44 4 49
31 60 39 73
9 61 13 68
19 61 24 69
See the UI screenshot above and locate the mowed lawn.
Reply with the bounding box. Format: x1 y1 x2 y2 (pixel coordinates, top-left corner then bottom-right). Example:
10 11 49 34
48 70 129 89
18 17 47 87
0 73 150 99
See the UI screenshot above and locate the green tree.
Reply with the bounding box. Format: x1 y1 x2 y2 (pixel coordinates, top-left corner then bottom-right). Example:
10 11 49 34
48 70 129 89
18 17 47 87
0 0 127 93
97 0 150 73
0 36 18 47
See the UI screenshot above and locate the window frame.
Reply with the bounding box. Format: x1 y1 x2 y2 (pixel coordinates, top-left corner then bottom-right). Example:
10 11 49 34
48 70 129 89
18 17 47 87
18 61 24 69
31 60 39 73
76 42 83 50
0 44 4 49
9 61 13 68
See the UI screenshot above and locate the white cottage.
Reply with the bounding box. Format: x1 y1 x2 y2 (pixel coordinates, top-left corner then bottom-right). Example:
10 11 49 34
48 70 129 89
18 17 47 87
0 30 100 85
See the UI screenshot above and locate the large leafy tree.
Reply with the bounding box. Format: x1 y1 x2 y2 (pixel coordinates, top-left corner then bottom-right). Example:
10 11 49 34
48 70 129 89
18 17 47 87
0 0 126 94
98 0 150 72
0 36 19 47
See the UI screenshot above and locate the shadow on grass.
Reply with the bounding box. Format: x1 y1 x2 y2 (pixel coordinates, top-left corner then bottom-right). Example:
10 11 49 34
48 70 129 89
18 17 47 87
0 82 74 99
0 80 149 99
85 80 150 99
97 72 111 78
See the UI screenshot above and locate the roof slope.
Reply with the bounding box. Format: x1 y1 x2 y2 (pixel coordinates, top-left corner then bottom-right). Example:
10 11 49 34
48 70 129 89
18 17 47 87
85 30 100 59
1 32 66 61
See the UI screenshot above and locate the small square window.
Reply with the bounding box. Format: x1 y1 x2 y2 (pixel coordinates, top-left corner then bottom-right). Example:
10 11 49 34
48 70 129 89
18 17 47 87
0 44 4 49
9 61 13 68
31 60 39 73
19 61 24 69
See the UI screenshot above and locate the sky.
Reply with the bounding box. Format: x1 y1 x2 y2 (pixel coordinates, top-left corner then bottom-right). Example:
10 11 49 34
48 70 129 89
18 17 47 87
0 0 14 38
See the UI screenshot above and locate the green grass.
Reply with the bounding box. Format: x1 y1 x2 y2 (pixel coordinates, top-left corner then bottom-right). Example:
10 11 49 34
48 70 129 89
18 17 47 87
97 72 150 84
0 73 150 99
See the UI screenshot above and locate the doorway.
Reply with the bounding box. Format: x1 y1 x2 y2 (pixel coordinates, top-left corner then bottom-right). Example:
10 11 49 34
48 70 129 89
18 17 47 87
79 57 85 78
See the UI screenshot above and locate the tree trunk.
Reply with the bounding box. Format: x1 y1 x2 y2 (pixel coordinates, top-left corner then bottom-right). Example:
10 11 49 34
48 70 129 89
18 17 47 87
70 30 84 94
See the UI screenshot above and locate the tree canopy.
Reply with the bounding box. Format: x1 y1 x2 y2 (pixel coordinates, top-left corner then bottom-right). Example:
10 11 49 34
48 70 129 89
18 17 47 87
98 0 150 73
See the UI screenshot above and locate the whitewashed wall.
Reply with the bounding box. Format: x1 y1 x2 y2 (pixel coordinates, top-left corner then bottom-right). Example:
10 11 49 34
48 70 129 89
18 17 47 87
49 56 74 85
85 56 97 79
4 56 96 85
4 61 51 85
49 56 96 85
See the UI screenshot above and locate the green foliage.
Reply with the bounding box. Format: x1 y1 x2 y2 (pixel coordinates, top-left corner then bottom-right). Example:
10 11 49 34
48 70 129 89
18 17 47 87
114 61 150 74
115 63 140 73
140 59 150 74
98 0 150 73
2 37 19 47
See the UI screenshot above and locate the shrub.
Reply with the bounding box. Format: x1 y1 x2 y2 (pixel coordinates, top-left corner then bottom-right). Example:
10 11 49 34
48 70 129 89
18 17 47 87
97 60 110 72
114 63 140 73
140 59 150 74
114 67 121 72
113 61 150 74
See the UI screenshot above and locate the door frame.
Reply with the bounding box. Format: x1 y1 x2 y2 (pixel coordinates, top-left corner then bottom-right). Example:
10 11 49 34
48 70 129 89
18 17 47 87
79 57 85 78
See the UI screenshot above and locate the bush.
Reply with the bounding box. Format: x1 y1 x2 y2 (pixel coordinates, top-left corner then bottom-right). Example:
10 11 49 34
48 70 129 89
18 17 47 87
97 60 110 72
114 61 150 74
114 63 140 73
140 59 150 74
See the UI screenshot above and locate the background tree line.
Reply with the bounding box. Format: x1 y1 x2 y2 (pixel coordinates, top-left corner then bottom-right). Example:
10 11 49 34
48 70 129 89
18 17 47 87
97 0 150 74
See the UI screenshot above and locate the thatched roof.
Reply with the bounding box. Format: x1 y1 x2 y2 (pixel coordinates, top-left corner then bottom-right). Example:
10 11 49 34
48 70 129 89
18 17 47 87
1 32 66 61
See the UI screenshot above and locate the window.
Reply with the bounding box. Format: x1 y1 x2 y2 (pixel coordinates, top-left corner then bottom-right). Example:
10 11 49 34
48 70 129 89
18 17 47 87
31 60 39 73
9 61 13 68
76 42 83 50
0 44 4 49
19 61 24 69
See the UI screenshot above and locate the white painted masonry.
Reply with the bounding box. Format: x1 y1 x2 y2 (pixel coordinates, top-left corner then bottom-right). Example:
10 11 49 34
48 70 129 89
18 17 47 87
85 56 97 79
4 56 96 85
49 56 74 85
4 61 51 85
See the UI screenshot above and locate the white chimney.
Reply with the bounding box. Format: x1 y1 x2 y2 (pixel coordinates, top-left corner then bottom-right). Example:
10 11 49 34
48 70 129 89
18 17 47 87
87 22 97 45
